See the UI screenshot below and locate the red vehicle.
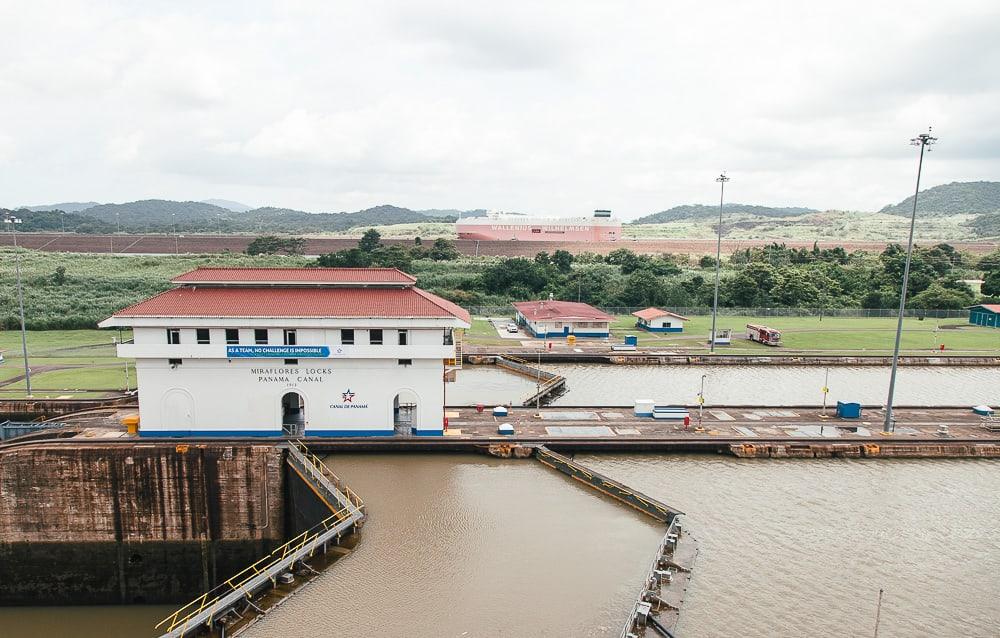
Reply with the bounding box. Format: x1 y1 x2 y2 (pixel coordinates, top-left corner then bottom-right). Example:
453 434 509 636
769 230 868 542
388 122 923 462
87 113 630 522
746 323 781 346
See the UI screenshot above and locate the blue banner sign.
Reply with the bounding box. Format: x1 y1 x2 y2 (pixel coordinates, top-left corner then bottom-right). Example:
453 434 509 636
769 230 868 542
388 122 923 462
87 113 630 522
227 345 331 358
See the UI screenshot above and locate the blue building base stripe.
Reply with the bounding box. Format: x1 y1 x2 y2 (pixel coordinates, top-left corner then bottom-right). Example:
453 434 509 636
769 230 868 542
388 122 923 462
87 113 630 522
305 429 396 437
139 430 283 438
413 429 444 436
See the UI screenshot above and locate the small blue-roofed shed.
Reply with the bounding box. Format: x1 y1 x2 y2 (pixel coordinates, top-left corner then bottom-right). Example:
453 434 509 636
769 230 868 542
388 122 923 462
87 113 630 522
968 304 1000 328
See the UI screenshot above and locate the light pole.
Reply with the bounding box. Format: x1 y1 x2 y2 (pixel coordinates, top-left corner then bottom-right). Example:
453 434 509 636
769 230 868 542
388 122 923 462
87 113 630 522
884 128 937 433
710 173 729 353
4 214 31 396
697 373 706 429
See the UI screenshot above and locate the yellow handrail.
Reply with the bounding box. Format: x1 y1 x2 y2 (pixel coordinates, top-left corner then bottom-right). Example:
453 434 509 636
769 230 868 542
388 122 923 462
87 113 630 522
156 444 363 633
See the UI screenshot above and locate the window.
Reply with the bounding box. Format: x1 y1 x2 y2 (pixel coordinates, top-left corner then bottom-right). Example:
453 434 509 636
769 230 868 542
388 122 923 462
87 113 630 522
168 358 182 366
283 329 297 346
225 329 239 345
284 359 298 365
398 359 412 366
443 329 453 345
196 328 210 344
166 328 180 345
370 329 383 345
398 330 408 346
255 329 268 345
341 329 354 345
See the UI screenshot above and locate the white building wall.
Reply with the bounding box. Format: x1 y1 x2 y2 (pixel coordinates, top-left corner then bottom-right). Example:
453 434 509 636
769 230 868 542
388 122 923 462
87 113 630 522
134 357 444 436
125 323 457 437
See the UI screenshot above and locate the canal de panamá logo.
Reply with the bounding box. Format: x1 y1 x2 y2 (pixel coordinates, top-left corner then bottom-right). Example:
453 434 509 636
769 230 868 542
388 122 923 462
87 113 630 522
332 388 367 409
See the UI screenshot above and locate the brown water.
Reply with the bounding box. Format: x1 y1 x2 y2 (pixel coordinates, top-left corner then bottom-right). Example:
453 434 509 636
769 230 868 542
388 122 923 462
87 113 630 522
450 364 1000 407
581 455 1000 637
243 454 663 637
2 455 998 637
541 364 1000 406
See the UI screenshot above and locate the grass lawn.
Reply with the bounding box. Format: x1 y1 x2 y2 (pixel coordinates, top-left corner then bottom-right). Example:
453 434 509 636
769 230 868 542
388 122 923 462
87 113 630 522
464 313 1000 353
4 366 135 392
607 315 1000 354
0 329 130 356
466 318 512 345
0 329 134 396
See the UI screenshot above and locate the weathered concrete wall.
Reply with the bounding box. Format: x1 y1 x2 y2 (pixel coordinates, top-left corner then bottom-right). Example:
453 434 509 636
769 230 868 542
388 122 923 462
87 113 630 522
0 396 135 421
0 442 285 604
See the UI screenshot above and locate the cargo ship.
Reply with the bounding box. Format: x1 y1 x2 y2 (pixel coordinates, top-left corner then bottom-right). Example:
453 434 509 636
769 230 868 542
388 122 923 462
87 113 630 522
456 210 621 242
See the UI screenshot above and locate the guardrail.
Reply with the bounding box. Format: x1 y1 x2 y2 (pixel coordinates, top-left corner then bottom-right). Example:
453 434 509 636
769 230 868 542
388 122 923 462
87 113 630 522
495 356 566 407
0 420 66 441
154 442 365 638
534 446 679 523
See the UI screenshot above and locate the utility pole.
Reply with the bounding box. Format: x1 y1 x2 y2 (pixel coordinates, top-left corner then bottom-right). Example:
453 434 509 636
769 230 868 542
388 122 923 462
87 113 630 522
884 129 937 433
822 368 830 416
697 373 706 429
710 173 729 354
4 214 31 396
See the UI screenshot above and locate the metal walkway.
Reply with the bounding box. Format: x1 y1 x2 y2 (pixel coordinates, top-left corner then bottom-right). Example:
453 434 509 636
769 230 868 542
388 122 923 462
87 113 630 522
154 441 365 638
531 446 696 638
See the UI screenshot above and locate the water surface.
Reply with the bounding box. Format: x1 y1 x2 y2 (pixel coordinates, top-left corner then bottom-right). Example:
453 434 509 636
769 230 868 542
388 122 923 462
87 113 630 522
581 455 1000 637
450 364 1000 407
243 454 663 638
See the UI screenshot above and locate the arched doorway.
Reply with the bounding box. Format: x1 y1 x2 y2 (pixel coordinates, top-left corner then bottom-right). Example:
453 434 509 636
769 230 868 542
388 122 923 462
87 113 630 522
161 389 195 431
281 391 305 436
393 390 419 434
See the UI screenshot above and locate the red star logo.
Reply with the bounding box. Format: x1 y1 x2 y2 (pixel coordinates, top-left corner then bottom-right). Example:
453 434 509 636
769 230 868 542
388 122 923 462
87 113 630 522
342 389 355 403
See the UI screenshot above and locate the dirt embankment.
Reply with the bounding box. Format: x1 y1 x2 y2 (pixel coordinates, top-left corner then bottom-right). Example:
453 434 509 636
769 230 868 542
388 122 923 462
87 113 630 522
3 233 998 256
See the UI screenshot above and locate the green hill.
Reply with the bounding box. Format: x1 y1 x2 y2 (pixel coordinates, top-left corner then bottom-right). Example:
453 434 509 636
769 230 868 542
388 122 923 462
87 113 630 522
23 202 99 213
632 203 817 224
52 200 464 234
879 181 1000 216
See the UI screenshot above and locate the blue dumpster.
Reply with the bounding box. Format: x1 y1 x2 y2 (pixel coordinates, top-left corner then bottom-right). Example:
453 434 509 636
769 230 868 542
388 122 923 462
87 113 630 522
836 401 862 419
624 335 638 346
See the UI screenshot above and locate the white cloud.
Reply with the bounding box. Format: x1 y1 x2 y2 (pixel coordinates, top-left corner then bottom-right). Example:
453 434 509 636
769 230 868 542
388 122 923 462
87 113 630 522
0 0 997 216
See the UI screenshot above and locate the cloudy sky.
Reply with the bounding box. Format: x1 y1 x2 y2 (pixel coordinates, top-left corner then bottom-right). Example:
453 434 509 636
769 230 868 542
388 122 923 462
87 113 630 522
0 0 997 218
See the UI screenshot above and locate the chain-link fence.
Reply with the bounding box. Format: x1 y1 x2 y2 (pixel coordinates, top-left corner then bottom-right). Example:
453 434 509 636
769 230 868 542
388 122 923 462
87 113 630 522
469 306 971 319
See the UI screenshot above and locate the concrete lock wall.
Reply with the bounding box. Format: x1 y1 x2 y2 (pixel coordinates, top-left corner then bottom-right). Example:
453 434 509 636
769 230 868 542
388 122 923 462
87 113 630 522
0 443 286 605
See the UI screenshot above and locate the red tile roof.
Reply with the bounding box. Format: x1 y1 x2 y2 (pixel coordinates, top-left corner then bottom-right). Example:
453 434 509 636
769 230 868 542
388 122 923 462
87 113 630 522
631 307 690 321
972 304 1000 313
170 267 416 285
111 286 470 323
512 300 613 322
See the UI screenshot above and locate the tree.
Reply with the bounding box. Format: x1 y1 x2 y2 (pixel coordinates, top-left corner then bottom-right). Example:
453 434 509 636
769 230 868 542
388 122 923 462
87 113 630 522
315 248 372 267
359 229 382 252
534 251 551 265
699 255 716 269
371 245 413 271
51 266 67 286
246 235 305 255
414 236 422 246
770 269 821 306
982 270 1000 297
429 238 460 261
552 250 574 273
909 283 974 309
606 248 642 274
619 269 663 306
478 258 550 295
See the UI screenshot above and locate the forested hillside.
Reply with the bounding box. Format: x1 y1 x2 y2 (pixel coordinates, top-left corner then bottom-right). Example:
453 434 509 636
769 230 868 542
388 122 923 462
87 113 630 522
880 181 1000 216
633 204 817 224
